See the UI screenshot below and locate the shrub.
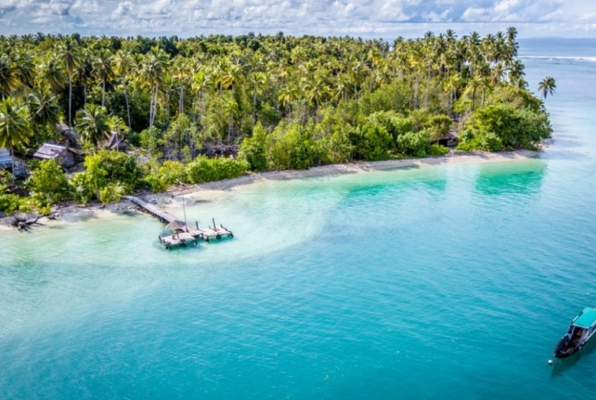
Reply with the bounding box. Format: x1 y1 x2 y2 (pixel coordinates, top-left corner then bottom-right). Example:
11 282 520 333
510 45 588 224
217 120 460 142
480 132 504 152
239 123 268 171
70 172 95 205
27 160 71 206
429 144 449 156
266 122 311 170
397 130 431 157
360 122 393 161
84 150 143 193
0 193 22 214
186 156 248 184
99 183 124 205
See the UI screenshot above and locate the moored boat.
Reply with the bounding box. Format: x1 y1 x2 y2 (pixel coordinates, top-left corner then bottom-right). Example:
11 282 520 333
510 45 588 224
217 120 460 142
553 307 596 358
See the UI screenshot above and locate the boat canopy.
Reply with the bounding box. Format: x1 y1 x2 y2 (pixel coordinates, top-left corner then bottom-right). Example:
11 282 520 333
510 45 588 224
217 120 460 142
573 307 596 329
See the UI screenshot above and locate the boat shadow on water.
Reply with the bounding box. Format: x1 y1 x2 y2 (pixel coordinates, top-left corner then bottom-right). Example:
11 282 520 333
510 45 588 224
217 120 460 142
550 337 596 378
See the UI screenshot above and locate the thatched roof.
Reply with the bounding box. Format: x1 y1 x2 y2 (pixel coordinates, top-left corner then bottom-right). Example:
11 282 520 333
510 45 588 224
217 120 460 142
104 132 128 151
55 123 81 148
33 143 76 168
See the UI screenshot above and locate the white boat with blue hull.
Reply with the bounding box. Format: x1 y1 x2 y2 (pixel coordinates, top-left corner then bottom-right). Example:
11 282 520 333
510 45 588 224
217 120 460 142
553 307 596 359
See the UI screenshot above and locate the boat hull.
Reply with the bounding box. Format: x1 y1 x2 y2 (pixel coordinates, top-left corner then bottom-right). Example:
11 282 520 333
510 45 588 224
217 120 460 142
553 336 582 358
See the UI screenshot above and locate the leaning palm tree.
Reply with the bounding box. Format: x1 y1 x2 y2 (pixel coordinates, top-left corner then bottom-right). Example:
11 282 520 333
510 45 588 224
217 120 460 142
0 97 33 174
75 104 110 146
538 76 556 99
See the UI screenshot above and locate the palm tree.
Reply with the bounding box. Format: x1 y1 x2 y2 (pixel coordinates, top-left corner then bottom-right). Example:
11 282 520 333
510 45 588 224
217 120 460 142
538 76 556 99
171 57 192 115
508 60 525 87
75 104 110 146
92 51 114 108
11 49 35 90
56 40 82 127
112 50 135 128
0 55 17 99
38 55 67 95
0 97 32 174
26 89 63 135
248 71 266 126
139 47 169 127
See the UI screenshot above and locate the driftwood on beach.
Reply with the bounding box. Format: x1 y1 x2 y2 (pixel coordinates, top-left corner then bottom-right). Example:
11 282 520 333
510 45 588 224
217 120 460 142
9 214 44 231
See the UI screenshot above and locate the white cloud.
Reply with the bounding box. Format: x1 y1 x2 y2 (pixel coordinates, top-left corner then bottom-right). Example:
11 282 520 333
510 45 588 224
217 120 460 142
0 0 595 38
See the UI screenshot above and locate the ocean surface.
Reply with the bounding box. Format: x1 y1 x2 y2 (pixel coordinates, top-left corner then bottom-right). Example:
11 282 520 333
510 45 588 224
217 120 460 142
2 38 596 399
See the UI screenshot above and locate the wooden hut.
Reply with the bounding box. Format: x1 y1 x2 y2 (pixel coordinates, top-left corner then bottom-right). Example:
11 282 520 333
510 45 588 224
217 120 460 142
33 143 76 168
103 132 128 152
432 132 459 147
0 147 28 178
56 123 81 148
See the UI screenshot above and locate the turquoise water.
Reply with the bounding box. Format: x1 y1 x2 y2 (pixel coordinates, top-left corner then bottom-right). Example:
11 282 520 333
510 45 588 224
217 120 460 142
2 39 596 399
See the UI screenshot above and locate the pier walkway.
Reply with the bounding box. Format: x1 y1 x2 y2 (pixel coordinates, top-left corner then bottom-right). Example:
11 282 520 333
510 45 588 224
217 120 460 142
125 195 234 249
124 195 186 226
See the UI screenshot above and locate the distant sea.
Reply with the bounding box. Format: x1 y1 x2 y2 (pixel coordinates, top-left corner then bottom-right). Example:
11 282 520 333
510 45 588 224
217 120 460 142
1 38 596 399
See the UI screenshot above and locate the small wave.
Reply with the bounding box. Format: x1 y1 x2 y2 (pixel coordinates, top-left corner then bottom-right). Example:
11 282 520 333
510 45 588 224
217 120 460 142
520 55 596 63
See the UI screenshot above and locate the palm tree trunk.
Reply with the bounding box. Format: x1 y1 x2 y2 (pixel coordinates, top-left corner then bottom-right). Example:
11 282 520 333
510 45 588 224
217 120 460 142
122 88 131 128
9 147 14 177
68 72 72 127
102 79 106 107
179 80 184 114
253 91 257 127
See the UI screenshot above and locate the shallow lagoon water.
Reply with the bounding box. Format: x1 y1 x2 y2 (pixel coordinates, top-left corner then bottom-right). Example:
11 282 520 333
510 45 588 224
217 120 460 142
2 39 596 399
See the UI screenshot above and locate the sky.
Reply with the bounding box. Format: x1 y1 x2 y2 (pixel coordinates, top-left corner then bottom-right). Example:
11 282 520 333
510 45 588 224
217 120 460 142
1 0 596 39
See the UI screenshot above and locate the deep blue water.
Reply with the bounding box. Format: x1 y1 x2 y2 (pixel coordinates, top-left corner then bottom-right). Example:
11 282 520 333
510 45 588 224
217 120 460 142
1 39 596 399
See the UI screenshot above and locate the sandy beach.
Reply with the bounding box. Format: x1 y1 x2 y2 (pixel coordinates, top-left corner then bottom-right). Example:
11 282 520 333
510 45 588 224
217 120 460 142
0 149 541 228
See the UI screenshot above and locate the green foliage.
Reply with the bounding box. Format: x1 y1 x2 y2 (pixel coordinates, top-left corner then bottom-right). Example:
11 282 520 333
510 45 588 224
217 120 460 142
397 130 431 157
162 113 200 160
429 144 449 156
70 150 142 204
26 159 71 206
0 193 22 214
70 172 95 204
360 122 393 161
75 104 110 145
140 126 164 157
487 86 544 113
0 30 553 198
239 123 268 171
186 155 248 184
467 104 551 149
266 122 311 170
0 170 14 189
99 183 124 205
426 115 453 140
144 159 188 193
85 150 142 189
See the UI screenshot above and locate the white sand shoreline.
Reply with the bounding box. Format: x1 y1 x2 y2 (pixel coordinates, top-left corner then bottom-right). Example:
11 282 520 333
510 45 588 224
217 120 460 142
0 149 541 229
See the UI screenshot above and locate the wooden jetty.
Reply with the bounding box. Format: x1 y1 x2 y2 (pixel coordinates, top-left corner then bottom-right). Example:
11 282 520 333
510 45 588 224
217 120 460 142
125 195 234 249
188 219 234 242
158 231 198 250
124 195 185 225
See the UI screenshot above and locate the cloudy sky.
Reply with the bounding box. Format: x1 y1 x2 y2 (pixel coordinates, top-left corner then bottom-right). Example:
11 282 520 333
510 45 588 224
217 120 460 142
1 0 596 38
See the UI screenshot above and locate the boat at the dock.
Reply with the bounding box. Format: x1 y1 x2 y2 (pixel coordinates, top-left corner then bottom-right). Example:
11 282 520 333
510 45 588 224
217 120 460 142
553 307 596 358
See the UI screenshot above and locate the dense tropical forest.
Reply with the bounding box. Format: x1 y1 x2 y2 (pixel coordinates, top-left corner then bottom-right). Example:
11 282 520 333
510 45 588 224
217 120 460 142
0 28 555 215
